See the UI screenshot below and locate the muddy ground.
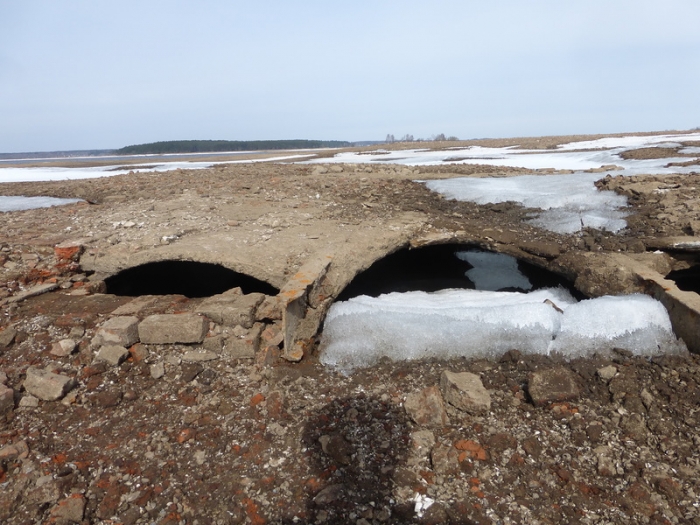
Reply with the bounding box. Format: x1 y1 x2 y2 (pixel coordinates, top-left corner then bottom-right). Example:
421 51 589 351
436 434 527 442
1 139 700 524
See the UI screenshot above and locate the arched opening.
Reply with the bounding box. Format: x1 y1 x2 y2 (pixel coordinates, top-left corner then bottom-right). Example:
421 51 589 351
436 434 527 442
337 243 581 301
104 260 279 298
666 265 700 294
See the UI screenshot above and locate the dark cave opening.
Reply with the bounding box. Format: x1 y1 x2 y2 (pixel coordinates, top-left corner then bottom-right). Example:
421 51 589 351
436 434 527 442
337 243 582 301
666 265 700 294
104 260 279 298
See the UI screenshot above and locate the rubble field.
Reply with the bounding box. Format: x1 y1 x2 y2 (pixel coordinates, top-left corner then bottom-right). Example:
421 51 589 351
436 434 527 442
1 141 700 524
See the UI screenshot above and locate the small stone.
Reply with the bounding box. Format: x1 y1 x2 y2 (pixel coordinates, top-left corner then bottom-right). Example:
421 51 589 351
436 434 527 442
181 363 204 382
19 395 39 408
150 362 165 379
49 493 86 523
182 350 218 362
319 434 353 465
92 388 123 407
256 295 282 321
409 430 436 463
528 367 581 406
24 366 75 401
439 370 491 414
194 450 206 465
0 326 18 348
129 343 149 362
405 386 449 427
0 384 14 415
68 326 85 339
597 365 617 381
0 440 29 460
50 339 77 357
0 371 6 384
93 316 139 348
139 314 208 344
95 345 129 366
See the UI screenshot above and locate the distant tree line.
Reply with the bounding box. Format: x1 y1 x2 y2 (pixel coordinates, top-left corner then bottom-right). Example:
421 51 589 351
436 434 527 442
116 139 351 155
385 133 458 143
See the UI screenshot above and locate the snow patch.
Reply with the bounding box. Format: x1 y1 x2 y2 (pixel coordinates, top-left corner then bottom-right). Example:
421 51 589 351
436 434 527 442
0 195 83 212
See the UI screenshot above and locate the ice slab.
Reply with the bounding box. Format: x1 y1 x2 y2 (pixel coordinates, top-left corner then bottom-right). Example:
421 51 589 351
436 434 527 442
320 289 685 374
456 250 532 291
0 195 83 212
425 173 628 234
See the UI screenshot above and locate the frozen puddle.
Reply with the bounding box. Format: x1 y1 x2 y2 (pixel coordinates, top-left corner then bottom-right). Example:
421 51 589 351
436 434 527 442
320 288 686 374
0 195 83 212
425 173 628 233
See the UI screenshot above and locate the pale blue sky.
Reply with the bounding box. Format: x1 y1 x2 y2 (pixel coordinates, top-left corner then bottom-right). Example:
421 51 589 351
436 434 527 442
1 1 699 152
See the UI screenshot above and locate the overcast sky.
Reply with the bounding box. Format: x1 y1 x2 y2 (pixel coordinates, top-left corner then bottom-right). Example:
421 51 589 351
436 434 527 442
1 1 699 153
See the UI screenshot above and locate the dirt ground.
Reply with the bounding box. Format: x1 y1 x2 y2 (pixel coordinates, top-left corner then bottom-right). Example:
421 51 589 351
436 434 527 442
1 137 700 524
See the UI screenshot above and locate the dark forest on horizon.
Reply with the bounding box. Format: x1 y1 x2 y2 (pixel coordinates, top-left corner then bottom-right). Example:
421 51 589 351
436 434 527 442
116 139 351 155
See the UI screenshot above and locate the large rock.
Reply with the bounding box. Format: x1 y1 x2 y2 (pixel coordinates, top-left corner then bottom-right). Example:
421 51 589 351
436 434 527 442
440 371 491 414
404 386 449 427
24 367 75 401
139 314 208 344
49 493 86 523
93 316 139 348
196 290 265 328
528 367 581 406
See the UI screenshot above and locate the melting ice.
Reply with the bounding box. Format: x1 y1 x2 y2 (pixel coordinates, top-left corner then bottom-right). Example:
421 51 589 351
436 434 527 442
0 195 83 212
320 288 685 374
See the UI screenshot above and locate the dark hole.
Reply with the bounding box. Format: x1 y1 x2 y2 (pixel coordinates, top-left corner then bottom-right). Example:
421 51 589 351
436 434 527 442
337 243 583 301
666 265 700 294
104 260 279 298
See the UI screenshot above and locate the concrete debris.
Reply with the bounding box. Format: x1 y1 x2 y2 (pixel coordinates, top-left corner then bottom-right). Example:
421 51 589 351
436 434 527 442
139 313 208 344
0 440 29 461
182 350 219 362
0 383 14 415
49 493 86 523
54 240 85 261
150 362 165 379
93 316 139 348
94 344 130 366
439 370 491 414
23 366 75 401
0 326 17 348
528 367 581 406
226 323 263 359
7 282 58 303
404 386 449 427
196 290 265 329
50 338 77 357
597 365 618 381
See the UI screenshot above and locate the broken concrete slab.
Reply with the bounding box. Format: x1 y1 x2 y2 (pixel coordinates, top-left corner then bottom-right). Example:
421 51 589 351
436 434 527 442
182 350 218 362
281 255 333 362
95 345 130 366
226 323 263 359
404 386 449 427
528 367 581 406
196 290 265 329
139 313 208 344
440 370 491 414
7 282 58 304
93 316 139 348
23 367 75 401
